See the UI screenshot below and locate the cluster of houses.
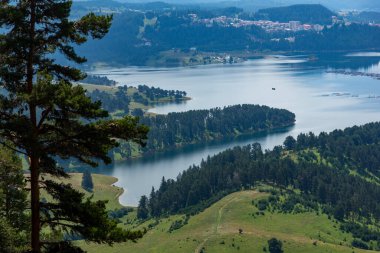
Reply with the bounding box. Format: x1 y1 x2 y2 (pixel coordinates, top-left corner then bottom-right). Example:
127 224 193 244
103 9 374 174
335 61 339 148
189 14 350 33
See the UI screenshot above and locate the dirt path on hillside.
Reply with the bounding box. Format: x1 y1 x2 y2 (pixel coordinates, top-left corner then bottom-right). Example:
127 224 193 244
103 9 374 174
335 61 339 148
193 190 356 253
194 195 238 253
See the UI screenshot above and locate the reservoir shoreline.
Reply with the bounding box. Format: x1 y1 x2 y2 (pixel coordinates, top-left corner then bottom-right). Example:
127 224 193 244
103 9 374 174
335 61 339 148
91 53 380 206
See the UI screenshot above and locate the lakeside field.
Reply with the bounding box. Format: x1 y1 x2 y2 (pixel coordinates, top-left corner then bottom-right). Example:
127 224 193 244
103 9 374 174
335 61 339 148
37 173 124 210
75 180 375 253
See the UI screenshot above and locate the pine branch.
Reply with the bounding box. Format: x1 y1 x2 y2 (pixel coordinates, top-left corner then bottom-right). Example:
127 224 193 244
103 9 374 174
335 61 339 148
0 141 28 156
37 107 53 130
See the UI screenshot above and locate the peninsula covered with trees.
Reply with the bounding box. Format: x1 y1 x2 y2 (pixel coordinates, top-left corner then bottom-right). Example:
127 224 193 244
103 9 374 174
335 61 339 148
86 84 189 117
84 84 295 160
111 104 295 160
140 104 295 152
81 75 117 86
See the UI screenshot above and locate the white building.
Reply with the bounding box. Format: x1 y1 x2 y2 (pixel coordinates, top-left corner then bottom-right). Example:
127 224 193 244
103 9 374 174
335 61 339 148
289 21 301 30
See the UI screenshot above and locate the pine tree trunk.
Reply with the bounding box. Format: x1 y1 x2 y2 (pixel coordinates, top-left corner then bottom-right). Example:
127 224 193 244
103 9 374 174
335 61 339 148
30 157 40 253
28 1 39 251
5 186 10 220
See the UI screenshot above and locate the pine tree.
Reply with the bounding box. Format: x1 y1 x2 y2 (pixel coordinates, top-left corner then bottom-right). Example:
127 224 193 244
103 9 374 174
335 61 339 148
0 147 28 252
0 1 149 252
0 217 19 253
137 195 149 220
81 169 94 192
268 238 284 253
0 146 28 231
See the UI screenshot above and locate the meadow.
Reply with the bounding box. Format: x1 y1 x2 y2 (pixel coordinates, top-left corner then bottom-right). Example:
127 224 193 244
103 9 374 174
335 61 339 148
76 183 375 253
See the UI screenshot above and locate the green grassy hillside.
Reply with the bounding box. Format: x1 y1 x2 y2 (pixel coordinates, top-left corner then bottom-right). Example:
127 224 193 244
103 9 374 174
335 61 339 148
37 173 124 210
78 189 376 253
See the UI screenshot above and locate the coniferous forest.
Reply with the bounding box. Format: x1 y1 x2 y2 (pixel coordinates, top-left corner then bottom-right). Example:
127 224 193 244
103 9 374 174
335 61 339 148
141 122 380 217
140 104 295 153
139 122 380 249
86 88 296 160
108 104 295 160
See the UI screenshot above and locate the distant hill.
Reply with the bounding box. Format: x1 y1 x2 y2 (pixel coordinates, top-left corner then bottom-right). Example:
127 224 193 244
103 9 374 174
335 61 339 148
349 11 380 23
69 4 380 67
73 0 124 8
72 0 190 12
96 0 380 12
257 4 336 24
236 0 380 11
71 0 380 13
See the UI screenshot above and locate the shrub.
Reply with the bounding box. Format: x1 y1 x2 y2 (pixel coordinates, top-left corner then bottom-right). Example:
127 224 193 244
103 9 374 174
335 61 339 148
268 238 284 253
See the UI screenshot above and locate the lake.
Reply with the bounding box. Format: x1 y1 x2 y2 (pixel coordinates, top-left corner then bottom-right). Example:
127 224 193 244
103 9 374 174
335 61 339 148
91 53 380 206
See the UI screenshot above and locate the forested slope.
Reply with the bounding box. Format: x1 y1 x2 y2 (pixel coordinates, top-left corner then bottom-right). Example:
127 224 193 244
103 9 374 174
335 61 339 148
85 85 295 161
137 122 380 250
139 104 295 153
74 8 380 66
256 4 335 24
80 190 378 253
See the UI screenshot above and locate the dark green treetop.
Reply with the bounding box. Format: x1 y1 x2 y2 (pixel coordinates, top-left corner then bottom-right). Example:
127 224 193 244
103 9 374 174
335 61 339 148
268 238 284 253
81 169 94 192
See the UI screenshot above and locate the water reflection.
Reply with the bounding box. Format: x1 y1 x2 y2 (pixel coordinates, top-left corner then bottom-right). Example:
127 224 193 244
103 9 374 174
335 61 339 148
92 127 295 205
292 52 380 72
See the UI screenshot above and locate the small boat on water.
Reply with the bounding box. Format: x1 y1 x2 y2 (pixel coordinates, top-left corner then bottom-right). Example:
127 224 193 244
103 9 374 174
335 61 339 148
308 55 318 61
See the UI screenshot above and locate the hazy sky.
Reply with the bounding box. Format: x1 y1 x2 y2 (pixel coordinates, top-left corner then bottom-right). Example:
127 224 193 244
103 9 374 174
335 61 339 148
110 0 380 11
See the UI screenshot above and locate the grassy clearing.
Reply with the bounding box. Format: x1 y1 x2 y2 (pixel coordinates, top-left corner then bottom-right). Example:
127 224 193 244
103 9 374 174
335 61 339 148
78 190 375 253
38 173 124 210
138 17 157 38
77 83 118 93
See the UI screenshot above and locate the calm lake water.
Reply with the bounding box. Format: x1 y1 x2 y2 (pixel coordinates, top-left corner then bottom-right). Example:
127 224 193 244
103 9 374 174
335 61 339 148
91 53 380 206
